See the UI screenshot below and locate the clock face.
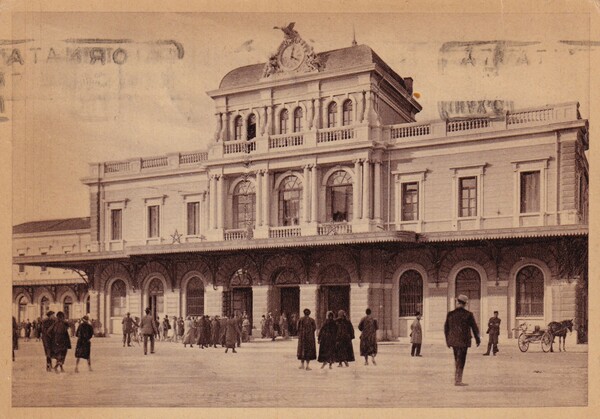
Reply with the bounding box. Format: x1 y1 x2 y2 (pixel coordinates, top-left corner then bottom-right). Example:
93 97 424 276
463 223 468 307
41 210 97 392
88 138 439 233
279 43 306 71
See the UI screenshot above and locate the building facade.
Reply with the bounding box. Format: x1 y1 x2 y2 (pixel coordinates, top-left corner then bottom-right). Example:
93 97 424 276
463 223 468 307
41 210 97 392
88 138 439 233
13 28 589 343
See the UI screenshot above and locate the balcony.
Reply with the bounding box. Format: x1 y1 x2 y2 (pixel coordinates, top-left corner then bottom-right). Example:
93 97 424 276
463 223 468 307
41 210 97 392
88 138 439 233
317 126 355 143
269 133 304 149
96 151 208 177
269 226 302 238
317 222 353 235
223 140 256 155
224 228 251 241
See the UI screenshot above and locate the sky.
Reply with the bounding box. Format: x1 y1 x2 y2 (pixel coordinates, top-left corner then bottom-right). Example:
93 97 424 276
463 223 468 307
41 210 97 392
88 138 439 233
6 11 594 225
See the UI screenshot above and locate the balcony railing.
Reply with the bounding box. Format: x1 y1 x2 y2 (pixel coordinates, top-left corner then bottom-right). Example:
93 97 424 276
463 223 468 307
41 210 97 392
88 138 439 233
447 118 490 132
224 140 256 155
269 226 302 238
180 152 208 164
224 229 250 241
269 133 304 149
317 222 352 235
507 108 553 125
317 127 355 143
391 123 431 139
141 156 169 169
104 161 131 173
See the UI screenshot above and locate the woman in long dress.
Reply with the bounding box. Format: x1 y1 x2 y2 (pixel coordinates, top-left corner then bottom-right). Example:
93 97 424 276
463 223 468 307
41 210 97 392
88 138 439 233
358 308 378 365
75 315 94 372
48 311 71 373
318 311 337 369
334 310 355 367
182 316 195 348
296 308 317 370
224 316 241 353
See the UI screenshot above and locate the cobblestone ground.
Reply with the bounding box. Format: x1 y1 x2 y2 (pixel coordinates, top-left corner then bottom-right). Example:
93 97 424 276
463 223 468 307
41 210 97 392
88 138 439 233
11 335 587 407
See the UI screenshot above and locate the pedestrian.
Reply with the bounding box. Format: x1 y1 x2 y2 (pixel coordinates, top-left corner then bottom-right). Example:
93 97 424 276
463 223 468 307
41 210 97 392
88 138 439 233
204 315 213 347
236 312 244 347
444 294 481 386
210 316 221 348
241 316 250 342
122 312 138 347
219 316 228 347
224 314 241 353
318 311 337 369
41 311 56 371
177 317 185 342
183 316 195 348
410 311 423 357
296 308 317 370
358 308 378 365
266 312 275 341
260 315 266 338
162 316 171 341
48 311 71 373
12 316 19 361
34 317 42 341
279 312 289 339
196 315 206 348
289 312 298 336
334 310 355 367
140 307 159 355
171 316 178 342
74 315 94 373
483 311 501 356
25 319 31 341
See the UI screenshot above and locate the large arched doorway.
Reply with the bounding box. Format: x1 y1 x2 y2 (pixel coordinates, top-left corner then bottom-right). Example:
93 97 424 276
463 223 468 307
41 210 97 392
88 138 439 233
18 296 28 324
110 279 127 333
186 276 205 317
147 277 164 321
317 264 351 327
455 268 481 324
224 269 253 332
273 269 300 334
63 296 73 320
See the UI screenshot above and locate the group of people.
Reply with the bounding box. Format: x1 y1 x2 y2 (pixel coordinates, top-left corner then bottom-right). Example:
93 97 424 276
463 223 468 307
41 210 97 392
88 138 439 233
260 312 297 340
16 310 95 373
295 308 379 370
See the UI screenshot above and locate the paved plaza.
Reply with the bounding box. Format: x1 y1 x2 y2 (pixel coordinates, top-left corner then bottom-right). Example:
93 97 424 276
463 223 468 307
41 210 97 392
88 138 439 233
12 335 587 408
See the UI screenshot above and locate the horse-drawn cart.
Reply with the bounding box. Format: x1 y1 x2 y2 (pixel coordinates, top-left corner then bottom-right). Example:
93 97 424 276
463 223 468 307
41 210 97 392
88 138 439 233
513 323 553 353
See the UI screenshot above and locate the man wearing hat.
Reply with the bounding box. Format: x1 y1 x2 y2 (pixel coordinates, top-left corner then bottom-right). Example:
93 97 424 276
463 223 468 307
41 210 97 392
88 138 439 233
122 312 138 347
483 311 501 356
140 307 159 355
41 310 56 371
444 294 480 386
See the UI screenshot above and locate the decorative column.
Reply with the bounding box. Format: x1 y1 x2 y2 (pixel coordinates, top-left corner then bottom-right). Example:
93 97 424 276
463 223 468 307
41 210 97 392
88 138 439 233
216 175 224 229
358 91 365 123
266 106 273 136
214 113 223 141
310 165 319 223
362 159 371 220
202 191 209 232
260 107 267 136
252 285 269 331
263 170 271 227
210 175 218 229
228 113 235 141
303 165 310 222
308 99 315 130
241 114 248 140
256 170 263 226
353 159 362 221
313 99 320 129
374 160 382 221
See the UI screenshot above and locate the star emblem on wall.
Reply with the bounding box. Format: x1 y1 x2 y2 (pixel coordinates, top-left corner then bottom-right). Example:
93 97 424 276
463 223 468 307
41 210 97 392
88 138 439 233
170 229 182 244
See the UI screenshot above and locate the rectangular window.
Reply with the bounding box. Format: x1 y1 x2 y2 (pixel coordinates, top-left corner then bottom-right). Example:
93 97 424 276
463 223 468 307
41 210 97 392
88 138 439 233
18 264 25 273
148 205 160 238
520 171 540 213
187 202 200 235
459 177 477 217
401 182 419 221
111 209 122 240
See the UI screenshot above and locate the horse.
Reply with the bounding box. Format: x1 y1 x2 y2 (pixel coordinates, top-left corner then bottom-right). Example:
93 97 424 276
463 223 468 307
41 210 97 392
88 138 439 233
547 319 574 352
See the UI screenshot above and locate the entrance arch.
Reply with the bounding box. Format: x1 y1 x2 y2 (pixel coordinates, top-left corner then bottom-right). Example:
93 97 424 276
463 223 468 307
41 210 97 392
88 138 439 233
224 269 253 332
18 296 28 324
272 269 300 335
317 264 351 327
147 277 165 321
185 276 205 317
448 262 488 328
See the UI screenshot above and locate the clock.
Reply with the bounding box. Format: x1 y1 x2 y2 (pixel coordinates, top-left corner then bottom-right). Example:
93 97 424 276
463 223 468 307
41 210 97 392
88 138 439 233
278 42 306 71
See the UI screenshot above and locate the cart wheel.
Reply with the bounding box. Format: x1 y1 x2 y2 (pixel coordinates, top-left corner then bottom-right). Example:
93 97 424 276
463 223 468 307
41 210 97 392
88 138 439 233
518 333 529 352
541 332 552 353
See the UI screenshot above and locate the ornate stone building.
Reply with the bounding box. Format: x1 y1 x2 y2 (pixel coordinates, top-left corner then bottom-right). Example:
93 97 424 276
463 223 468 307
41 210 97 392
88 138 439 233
13 27 589 343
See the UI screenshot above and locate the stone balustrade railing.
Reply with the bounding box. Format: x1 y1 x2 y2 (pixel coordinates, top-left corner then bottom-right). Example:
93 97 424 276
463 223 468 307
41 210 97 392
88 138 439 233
180 152 208 164
269 133 304 149
141 156 169 169
224 140 257 155
224 229 249 241
269 226 302 238
317 222 353 235
317 126 355 143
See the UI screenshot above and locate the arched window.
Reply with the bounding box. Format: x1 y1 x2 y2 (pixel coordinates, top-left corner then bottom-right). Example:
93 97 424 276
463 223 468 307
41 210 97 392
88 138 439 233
278 176 302 226
247 113 256 140
326 170 353 222
293 107 303 132
327 102 337 128
18 296 28 323
342 99 353 126
399 270 423 317
186 277 205 317
230 268 252 287
274 269 300 285
279 109 289 135
63 296 73 319
148 277 164 319
234 116 243 141
318 264 351 284
40 296 50 318
516 266 544 316
111 280 127 317
455 268 481 320
233 180 256 229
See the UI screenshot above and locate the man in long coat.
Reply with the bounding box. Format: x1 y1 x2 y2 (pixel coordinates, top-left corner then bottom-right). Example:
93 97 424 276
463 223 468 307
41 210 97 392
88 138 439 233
335 310 355 367
211 316 221 347
296 308 317 370
224 314 241 353
444 294 480 386
41 311 56 371
140 307 159 355
483 311 501 356
358 308 378 365
75 315 94 372
410 311 423 357
48 311 71 373
318 311 337 368
122 312 138 347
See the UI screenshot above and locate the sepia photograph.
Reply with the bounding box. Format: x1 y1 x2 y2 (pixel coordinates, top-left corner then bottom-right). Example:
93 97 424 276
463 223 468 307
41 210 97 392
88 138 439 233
4 2 594 413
